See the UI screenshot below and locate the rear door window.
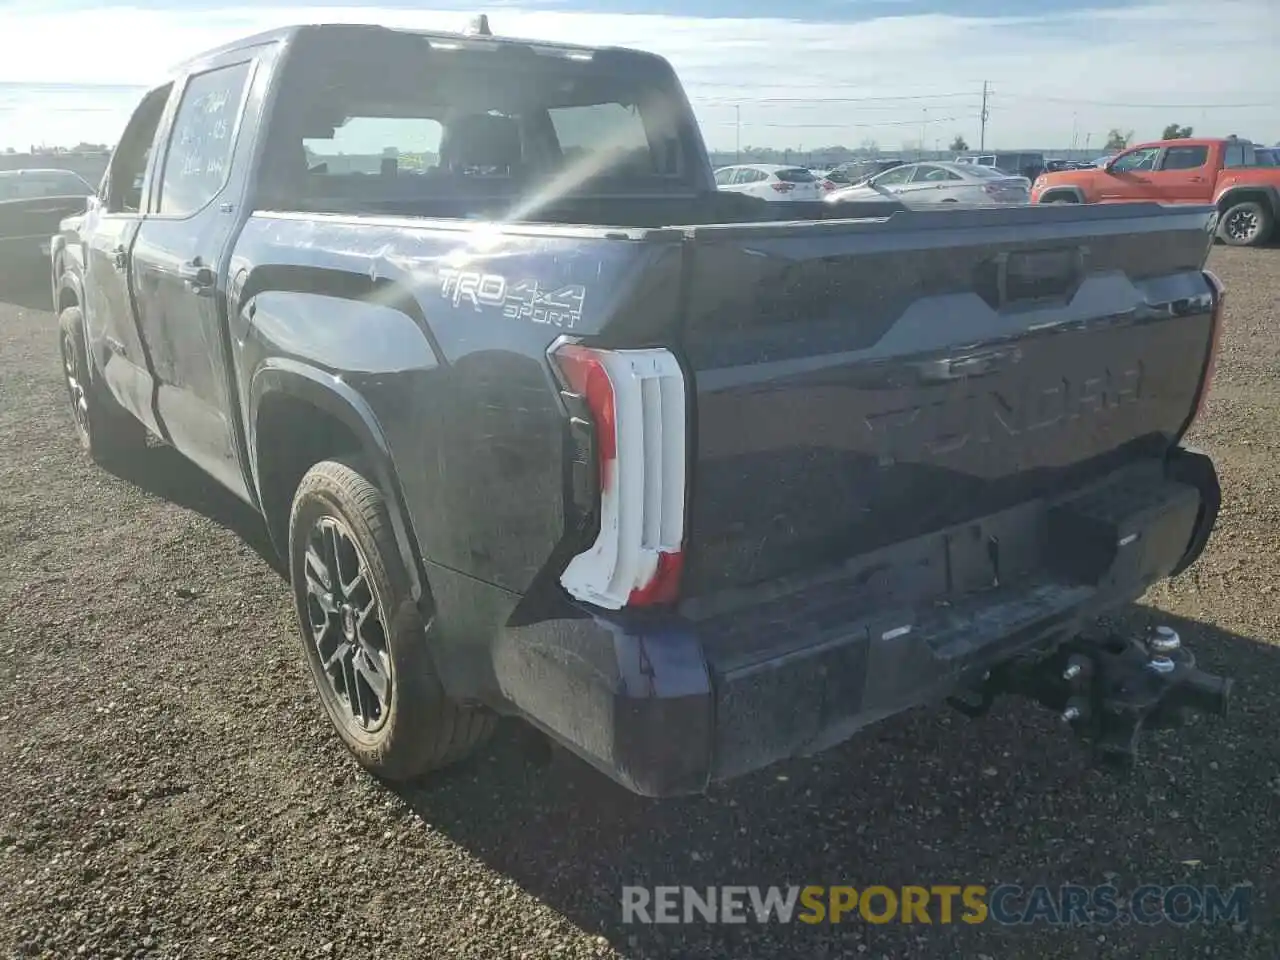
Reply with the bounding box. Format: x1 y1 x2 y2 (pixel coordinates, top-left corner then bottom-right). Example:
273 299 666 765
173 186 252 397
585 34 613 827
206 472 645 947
157 60 253 216
1159 145 1209 170
911 165 961 182
874 166 915 186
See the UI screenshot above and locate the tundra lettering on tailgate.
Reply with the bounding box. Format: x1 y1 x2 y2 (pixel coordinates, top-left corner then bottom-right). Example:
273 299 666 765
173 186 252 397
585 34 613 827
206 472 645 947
866 362 1144 463
439 268 586 329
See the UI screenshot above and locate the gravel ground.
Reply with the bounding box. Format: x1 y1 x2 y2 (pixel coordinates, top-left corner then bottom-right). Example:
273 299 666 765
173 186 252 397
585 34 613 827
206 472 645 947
2 247 1279 960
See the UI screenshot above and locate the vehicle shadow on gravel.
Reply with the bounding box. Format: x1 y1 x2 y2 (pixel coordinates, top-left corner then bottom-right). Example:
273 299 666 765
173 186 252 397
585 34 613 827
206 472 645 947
108 442 285 577
0 274 54 312
399 605 1278 956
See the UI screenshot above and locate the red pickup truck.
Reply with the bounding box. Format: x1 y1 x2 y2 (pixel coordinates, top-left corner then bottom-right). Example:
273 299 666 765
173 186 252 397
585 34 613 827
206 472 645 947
1031 137 1280 247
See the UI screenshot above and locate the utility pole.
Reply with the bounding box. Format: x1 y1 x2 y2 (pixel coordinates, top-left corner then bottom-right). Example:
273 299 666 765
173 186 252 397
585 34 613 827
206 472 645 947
920 107 928 160
979 81 990 152
735 105 741 164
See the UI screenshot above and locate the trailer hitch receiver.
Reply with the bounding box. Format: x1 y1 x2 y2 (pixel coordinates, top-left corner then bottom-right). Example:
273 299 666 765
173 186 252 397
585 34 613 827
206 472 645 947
951 625 1233 768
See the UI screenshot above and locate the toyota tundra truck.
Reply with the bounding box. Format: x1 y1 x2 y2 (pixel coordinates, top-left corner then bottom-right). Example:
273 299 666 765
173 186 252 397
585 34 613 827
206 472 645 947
51 20 1230 797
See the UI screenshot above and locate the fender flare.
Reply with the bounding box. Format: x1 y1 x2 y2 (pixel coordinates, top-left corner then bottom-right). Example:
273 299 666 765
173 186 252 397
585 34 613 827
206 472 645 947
53 250 83 312
1214 183 1280 214
248 358 430 607
1038 186 1086 204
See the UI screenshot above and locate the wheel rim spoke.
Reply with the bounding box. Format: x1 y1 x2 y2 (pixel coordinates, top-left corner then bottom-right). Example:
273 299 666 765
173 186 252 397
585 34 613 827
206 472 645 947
354 649 389 706
62 336 89 431
304 514 392 731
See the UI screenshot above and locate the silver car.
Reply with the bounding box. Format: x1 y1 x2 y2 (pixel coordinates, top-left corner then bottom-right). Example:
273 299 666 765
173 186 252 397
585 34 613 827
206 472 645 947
826 161 1030 206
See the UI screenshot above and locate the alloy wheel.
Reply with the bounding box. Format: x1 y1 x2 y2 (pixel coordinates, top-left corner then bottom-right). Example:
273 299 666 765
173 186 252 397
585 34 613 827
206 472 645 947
1225 209 1259 244
61 330 89 436
303 516 393 731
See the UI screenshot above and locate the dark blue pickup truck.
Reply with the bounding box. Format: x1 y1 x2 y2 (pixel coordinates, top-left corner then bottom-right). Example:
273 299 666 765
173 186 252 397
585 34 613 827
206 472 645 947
51 21 1231 797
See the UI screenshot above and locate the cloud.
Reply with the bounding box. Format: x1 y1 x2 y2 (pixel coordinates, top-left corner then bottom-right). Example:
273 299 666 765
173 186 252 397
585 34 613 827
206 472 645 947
0 0 1275 150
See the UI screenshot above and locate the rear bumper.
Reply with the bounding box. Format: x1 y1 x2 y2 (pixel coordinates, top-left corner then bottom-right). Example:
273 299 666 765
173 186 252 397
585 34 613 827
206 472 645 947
493 448 1220 797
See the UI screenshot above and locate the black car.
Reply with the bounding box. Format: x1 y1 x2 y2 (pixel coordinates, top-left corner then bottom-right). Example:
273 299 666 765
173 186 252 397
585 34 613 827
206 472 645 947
0 168 94 273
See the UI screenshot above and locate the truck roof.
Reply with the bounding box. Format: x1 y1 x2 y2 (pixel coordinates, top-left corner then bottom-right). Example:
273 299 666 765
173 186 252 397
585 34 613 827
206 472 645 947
170 21 658 75
1131 136 1260 151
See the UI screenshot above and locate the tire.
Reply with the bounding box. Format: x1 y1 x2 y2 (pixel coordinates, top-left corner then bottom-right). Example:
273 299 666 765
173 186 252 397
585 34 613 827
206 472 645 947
288 457 494 781
1218 200 1273 247
58 305 149 465
1042 194 1079 204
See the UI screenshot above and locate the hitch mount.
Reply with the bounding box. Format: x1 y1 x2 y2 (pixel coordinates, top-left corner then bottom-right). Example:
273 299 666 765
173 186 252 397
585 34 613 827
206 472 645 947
948 625 1232 768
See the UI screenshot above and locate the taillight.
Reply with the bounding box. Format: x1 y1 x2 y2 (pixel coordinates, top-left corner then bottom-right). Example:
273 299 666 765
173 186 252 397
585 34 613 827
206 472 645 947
551 343 688 609
1192 270 1226 424
771 181 795 193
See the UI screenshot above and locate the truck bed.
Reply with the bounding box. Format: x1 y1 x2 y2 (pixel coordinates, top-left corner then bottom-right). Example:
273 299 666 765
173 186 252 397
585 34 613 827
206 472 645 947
235 201 1216 614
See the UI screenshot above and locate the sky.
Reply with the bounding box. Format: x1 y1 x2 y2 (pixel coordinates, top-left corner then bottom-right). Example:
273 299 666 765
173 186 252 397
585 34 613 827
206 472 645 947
0 0 1276 153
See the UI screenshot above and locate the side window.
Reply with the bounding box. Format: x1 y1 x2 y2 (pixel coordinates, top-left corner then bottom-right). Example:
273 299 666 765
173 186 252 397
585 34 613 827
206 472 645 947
105 84 173 214
874 166 915 186
912 165 959 183
1223 143 1246 168
157 61 253 217
714 168 735 186
1160 146 1209 170
1111 148 1159 173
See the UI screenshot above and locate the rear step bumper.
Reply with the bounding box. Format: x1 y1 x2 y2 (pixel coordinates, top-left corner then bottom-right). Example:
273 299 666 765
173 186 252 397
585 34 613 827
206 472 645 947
494 447 1220 797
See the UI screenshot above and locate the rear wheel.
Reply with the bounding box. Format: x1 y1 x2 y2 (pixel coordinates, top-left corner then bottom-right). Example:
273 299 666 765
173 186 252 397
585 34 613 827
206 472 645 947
1042 194 1079 204
288 457 494 781
1218 200 1273 247
58 305 148 465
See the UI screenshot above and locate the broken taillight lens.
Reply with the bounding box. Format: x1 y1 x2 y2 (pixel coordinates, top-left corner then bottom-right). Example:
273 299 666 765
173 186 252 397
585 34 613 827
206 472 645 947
551 343 688 609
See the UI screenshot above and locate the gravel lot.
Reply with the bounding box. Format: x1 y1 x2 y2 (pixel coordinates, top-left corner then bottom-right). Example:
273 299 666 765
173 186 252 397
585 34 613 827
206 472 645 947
2 246 1279 960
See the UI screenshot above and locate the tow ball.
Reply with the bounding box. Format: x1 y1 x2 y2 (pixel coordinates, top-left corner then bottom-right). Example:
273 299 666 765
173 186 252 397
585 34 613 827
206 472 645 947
948 626 1233 768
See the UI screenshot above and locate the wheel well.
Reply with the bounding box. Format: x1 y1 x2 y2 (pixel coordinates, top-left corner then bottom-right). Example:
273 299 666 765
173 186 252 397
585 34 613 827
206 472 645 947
57 282 78 314
254 393 363 551
1217 190 1274 215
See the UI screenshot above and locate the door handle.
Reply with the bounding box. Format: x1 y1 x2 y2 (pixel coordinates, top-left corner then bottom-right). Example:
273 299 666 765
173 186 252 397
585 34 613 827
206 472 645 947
179 257 216 296
1189 176 1205 182
111 246 127 271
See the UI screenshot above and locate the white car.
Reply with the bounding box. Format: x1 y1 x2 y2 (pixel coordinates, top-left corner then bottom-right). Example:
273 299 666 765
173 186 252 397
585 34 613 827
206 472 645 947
826 161 1030 206
713 164 824 201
